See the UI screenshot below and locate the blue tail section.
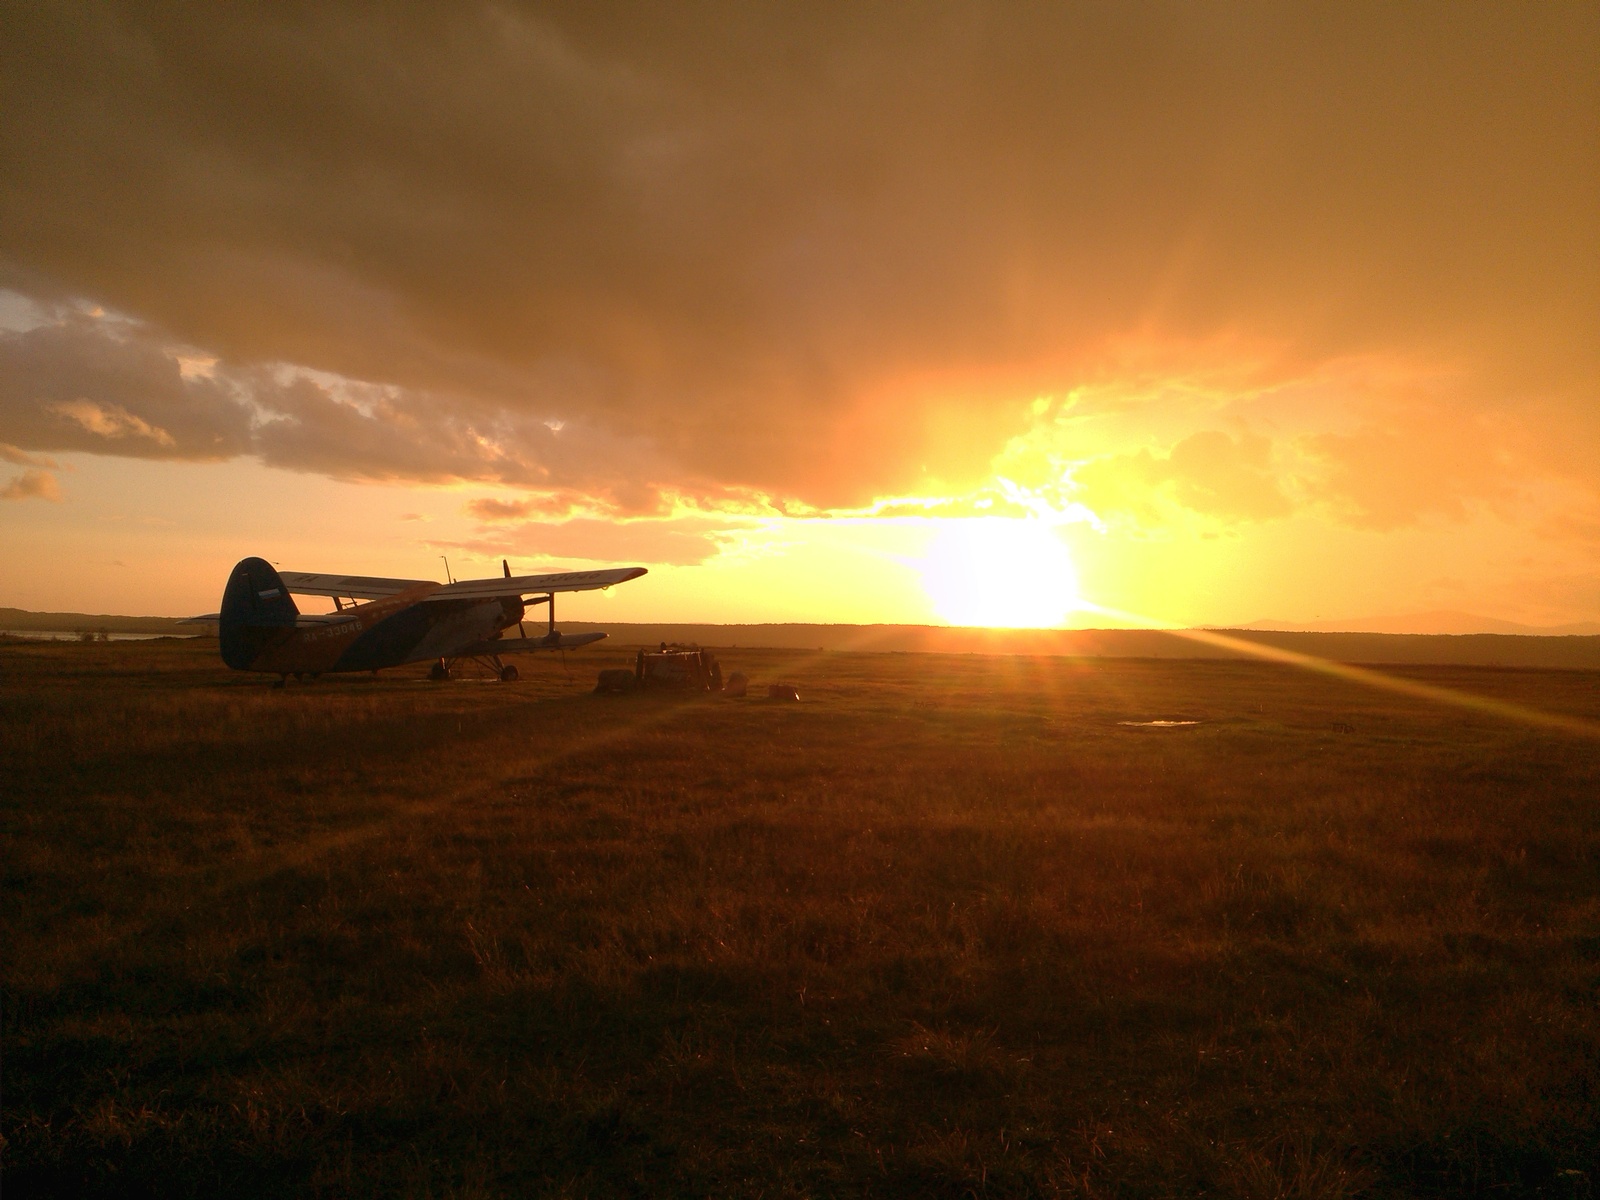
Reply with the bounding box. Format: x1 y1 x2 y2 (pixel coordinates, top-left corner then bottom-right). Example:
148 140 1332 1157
219 557 299 670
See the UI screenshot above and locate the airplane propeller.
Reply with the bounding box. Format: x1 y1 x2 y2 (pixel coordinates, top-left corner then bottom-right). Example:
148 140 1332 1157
506 559 528 638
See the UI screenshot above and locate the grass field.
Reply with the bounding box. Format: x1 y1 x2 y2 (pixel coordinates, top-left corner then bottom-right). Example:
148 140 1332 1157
4 637 1600 1197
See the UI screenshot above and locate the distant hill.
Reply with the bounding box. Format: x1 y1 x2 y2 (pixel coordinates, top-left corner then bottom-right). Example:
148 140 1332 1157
0 608 197 635
557 622 1600 670
5 609 1600 669
1243 609 1600 636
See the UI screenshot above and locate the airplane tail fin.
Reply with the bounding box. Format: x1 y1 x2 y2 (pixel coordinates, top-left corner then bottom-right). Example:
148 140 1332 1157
219 557 300 670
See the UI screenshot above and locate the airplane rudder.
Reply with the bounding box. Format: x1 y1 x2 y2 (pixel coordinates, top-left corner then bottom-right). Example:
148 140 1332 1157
219 557 299 669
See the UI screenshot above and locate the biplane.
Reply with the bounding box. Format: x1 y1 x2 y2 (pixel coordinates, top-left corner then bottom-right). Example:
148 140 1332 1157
207 556 645 684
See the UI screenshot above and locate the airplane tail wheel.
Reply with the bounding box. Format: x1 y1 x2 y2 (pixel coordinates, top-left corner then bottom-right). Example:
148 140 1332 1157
499 664 519 683
429 661 451 682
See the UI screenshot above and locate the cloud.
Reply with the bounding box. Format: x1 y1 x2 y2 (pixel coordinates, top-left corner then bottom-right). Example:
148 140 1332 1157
0 4 1591 511
0 310 253 459
246 370 682 512
0 305 684 512
1070 430 1292 527
463 493 594 523
1298 399 1519 531
49 398 176 446
466 497 540 523
1304 429 1483 531
0 442 57 468
1165 431 1292 522
439 516 738 567
2 468 60 501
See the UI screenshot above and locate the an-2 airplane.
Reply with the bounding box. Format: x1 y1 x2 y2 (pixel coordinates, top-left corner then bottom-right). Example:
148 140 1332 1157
210 556 646 684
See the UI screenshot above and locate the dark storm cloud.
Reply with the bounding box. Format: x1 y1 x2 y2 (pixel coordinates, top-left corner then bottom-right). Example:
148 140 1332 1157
0 1 1594 507
250 379 681 513
0 305 682 509
0 311 253 459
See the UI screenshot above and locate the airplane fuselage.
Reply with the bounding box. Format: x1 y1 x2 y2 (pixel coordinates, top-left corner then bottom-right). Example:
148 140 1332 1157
259 591 523 674
226 574 524 674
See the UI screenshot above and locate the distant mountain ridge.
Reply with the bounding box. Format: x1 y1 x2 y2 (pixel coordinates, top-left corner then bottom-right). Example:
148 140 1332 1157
1243 610 1600 636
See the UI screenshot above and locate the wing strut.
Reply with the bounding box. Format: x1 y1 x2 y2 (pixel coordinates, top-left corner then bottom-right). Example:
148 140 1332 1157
521 588 560 642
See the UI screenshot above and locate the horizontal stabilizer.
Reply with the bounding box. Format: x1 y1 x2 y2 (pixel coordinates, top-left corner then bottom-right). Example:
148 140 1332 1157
461 632 608 655
180 613 221 625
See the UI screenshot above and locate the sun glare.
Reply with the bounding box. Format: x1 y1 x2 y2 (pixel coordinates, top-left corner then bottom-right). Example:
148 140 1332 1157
919 518 1080 627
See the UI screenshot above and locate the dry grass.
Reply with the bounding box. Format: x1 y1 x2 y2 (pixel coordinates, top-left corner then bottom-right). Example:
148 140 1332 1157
4 637 1600 1197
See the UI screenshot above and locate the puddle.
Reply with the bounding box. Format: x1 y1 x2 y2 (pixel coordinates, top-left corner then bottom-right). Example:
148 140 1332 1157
1117 719 1201 728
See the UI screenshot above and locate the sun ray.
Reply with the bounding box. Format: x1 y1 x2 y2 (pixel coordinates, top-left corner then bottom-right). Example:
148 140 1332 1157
1080 601 1600 740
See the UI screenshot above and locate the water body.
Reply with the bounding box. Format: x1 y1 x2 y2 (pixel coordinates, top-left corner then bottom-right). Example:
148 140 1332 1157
1 630 174 642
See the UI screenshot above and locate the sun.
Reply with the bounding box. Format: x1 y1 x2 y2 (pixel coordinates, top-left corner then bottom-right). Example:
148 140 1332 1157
919 517 1081 627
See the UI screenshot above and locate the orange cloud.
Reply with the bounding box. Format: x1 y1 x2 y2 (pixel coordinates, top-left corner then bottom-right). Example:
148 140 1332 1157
1301 408 1512 531
50 398 175 446
0 443 57 468
466 497 535 522
2 468 60 501
464 493 590 523
435 516 734 567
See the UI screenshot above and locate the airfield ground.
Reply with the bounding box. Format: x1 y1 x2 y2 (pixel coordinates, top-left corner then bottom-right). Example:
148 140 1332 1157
4 637 1600 1197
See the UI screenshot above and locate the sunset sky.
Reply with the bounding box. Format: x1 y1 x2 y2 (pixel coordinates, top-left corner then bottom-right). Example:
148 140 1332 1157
1 3 1596 628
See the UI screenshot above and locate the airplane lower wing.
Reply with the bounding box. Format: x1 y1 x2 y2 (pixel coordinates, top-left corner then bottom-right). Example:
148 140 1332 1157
459 632 607 654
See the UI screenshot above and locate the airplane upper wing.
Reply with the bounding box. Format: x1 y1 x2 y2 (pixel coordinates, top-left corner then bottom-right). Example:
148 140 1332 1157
278 571 432 600
421 566 647 602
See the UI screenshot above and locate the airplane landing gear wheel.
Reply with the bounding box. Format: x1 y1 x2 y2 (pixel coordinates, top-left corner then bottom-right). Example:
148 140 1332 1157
499 664 519 682
429 660 451 682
